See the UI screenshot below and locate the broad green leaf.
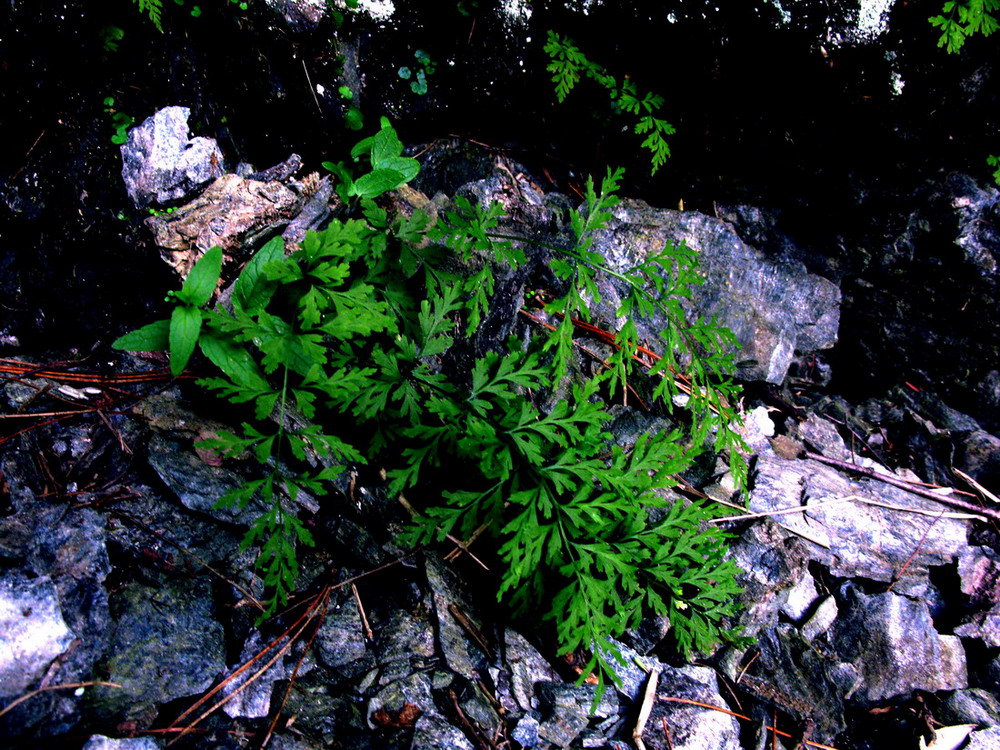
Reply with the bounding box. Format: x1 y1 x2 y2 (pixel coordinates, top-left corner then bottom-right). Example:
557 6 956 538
169 305 202 376
178 246 223 307
377 155 420 184
198 332 270 391
112 318 170 351
370 120 404 166
351 168 407 199
233 237 283 314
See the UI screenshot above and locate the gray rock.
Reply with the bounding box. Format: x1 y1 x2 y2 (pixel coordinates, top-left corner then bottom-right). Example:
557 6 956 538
741 624 850 744
644 665 741 750
82 736 162 750
503 629 559 713
0 572 74 699
593 200 840 383
221 629 315 719
966 726 1000 750
535 682 617 747
750 454 969 590
263 0 329 32
411 713 475 750
790 413 853 462
120 106 224 208
315 600 369 669
780 570 821 623
374 607 436 665
730 521 812 636
830 584 967 703
368 671 438 726
957 430 1000 486
800 595 839 642
92 578 225 721
146 433 261 524
959 545 1000 606
956 610 1000 647
951 175 1000 276
511 713 541 747
425 554 491 680
938 688 1000 728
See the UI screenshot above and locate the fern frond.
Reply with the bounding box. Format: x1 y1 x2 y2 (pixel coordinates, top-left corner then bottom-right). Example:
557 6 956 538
131 0 164 31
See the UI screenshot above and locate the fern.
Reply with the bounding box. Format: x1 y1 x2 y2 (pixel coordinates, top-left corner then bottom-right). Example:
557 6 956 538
930 0 1000 52
544 30 674 175
131 0 164 31
114 120 747 686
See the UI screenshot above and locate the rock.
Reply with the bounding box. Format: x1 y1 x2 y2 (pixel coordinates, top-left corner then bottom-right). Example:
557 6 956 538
146 433 263 525
535 682 618 748
592 200 841 383
958 546 1000 608
411 713 475 750
781 570 821 623
0 572 74 699
82 736 162 750
368 671 438 727
120 106 224 208
938 688 1000 728
315 600 369 669
645 665 741 750
503 628 559 712
800 595 839 642
373 607 436 665
511 713 541 747
956 430 1000 487
830 584 967 703
424 554 491 681
730 521 812 636
221 629 315 719
966 725 1000 749
950 174 1000 277
790 413 853 462
145 172 305 279
91 578 226 722
750 454 969 592
742 624 850 744
973 370 1000 434
264 0 329 32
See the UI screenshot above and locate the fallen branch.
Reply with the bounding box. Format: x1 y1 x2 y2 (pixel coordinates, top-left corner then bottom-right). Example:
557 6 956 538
803 451 1000 522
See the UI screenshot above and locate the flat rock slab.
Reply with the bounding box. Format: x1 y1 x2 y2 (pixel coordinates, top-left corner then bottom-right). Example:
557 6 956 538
750 454 970 591
0 573 73 699
91 577 225 721
831 584 967 703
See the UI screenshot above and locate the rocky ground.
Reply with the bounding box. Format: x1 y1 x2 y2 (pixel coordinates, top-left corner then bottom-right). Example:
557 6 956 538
3 111 1000 750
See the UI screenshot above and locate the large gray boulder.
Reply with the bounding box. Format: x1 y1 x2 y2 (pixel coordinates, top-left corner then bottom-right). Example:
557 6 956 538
593 200 841 383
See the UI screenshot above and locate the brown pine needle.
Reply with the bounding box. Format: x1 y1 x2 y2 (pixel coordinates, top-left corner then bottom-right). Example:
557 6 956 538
0 681 121 719
659 696 839 750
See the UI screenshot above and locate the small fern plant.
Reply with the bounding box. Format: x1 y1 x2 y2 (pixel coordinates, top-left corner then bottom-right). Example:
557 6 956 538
544 30 675 175
114 118 747 688
930 0 999 53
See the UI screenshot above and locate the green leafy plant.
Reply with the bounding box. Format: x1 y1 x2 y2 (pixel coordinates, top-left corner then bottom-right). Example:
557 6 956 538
99 25 126 53
988 154 1000 183
544 31 675 175
115 120 746 686
131 0 164 31
103 97 135 145
927 2 1000 185
930 0 999 53
322 116 420 199
398 49 436 95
